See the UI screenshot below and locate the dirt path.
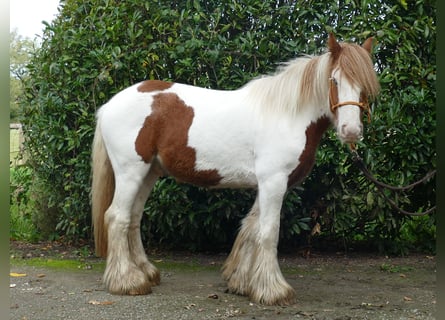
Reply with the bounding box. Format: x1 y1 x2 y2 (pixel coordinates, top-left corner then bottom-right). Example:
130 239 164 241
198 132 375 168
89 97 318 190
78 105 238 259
10 244 436 319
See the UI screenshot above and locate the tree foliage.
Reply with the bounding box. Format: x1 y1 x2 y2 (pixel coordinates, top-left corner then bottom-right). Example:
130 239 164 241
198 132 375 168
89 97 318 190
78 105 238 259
10 30 37 122
21 0 435 253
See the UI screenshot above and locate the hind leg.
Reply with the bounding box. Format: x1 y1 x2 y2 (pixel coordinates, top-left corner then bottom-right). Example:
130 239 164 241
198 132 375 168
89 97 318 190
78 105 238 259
103 167 153 295
128 170 161 286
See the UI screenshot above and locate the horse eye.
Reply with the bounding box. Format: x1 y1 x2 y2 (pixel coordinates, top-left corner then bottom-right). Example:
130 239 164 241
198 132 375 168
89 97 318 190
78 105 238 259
330 77 338 86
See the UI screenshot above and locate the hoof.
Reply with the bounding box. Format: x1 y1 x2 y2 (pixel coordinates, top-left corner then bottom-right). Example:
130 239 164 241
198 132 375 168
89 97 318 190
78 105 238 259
122 283 152 296
104 265 153 295
224 274 250 297
141 263 161 286
249 286 296 306
150 270 161 286
107 279 152 295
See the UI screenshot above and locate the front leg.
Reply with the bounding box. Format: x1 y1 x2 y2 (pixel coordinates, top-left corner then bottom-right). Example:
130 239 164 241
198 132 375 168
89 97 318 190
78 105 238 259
222 196 259 296
248 173 296 305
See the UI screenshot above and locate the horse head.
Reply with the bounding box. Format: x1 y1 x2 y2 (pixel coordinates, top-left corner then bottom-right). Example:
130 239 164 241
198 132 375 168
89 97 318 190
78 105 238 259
327 33 380 144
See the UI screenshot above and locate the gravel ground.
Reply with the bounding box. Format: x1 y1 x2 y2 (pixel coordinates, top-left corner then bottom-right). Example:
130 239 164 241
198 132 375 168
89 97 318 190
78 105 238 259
10 243 436 319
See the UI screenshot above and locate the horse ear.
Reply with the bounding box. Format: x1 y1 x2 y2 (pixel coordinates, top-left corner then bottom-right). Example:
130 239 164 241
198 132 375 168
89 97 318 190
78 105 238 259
362 37 374 54
328 33 342 59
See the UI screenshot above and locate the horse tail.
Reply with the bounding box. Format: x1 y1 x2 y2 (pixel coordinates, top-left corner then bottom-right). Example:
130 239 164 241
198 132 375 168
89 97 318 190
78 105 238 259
91 119 114 258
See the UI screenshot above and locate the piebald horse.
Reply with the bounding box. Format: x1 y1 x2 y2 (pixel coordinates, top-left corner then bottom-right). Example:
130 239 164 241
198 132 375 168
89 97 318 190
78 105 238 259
91 34 380 305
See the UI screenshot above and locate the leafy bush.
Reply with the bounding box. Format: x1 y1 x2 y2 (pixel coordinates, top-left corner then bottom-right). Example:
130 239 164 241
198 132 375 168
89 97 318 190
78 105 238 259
142 178 255 251
10 166 40 242
21 0 435 253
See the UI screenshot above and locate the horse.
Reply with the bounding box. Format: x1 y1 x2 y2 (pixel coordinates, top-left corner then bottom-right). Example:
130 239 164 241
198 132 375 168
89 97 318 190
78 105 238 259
91 33 380 306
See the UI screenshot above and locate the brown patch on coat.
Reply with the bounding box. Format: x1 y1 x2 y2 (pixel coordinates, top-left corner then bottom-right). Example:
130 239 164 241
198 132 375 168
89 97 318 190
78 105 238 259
287 116 331 188
135 93 222 187
137 80 173 93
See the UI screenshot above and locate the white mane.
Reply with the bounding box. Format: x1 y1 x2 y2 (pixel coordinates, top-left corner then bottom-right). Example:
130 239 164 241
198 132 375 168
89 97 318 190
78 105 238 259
243 53 332 118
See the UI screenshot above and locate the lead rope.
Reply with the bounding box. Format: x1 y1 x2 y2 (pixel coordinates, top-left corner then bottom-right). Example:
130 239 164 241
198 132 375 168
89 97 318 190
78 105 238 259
348 144 436 216
328 78 435 216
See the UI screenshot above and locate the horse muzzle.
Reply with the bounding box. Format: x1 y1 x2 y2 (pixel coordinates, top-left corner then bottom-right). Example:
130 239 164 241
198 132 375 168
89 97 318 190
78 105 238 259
338 123 363 144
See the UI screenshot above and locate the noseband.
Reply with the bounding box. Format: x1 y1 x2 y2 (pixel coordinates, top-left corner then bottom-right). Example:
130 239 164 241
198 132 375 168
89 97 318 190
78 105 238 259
329 77 371 123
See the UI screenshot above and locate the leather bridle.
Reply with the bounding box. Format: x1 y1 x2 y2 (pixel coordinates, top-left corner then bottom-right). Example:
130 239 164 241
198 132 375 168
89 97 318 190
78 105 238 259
329 77 371 123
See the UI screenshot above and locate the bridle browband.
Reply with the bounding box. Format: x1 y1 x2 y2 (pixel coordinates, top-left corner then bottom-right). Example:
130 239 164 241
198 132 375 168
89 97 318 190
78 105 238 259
329 77 371 123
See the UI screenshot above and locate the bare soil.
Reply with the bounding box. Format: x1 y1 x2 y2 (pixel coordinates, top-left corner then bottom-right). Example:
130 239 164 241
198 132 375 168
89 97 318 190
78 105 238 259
10 241 436 319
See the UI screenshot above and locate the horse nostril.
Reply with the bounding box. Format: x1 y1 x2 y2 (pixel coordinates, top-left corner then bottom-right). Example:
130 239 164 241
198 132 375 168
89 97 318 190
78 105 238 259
341 123 362 140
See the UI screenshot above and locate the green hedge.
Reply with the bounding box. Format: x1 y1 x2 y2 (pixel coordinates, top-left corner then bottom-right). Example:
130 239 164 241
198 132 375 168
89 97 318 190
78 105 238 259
20 0 435 254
